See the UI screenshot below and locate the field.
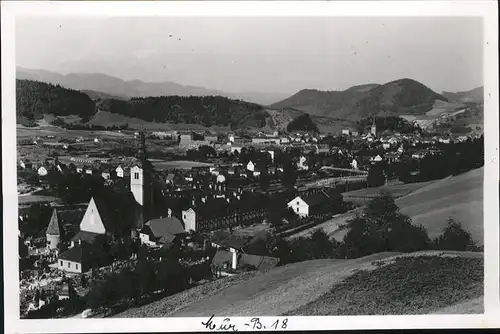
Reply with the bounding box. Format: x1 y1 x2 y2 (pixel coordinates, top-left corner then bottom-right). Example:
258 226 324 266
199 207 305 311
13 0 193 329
342 180 437 204
397 167 483 245
152 160 214 170
113 251 482 317
18 195 61 205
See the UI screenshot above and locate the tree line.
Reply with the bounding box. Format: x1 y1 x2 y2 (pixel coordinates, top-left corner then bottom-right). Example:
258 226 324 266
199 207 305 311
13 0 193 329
100 95 269 129
16 80 96 124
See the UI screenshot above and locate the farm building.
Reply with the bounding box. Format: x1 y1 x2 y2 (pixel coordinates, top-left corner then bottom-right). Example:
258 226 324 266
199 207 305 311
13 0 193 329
287 192 331 217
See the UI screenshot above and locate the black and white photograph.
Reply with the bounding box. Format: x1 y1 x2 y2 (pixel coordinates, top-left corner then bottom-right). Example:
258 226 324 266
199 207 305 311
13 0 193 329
2 1 499 332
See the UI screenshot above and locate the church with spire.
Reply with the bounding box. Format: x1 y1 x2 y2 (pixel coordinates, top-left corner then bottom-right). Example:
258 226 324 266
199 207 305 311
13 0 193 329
371 116 377 137
129 131 156 235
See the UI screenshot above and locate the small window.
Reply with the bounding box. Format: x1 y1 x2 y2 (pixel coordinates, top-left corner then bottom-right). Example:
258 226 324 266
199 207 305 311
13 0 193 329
296 201 299 206
297 208 299 213
68 262 70 268
183 214 186 219
134 172 139 179
76 264 79 270
60 261 63 266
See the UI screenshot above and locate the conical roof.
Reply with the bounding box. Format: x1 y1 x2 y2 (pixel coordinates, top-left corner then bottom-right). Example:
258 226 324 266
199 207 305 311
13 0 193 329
46 209 62 236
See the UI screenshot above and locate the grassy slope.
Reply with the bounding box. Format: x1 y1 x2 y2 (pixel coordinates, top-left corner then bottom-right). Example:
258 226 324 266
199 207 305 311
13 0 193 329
113 251 482 318
397 167 483 245
290 167 483 244
285 252 483 315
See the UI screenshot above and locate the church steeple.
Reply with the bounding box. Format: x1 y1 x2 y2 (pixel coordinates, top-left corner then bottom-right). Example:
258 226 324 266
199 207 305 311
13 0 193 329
130 130 155 232
371 116 377 136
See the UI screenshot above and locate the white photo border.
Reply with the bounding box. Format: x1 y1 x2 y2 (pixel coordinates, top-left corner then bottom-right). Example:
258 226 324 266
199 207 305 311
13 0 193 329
2 1 499 332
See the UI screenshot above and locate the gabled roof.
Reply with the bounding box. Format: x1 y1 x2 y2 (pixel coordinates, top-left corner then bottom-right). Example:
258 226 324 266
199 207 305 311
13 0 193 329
240 253 279 271
300 193 330 207
144 216 185 239
71 230 101 244
212 250 233 267
59 242 98 263
46 209 62 236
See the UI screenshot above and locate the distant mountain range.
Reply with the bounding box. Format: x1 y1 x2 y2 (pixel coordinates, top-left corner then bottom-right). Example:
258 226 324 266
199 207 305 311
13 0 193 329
16 67 289 106
270 78 460 120
442 87 484 104
16 67 484 133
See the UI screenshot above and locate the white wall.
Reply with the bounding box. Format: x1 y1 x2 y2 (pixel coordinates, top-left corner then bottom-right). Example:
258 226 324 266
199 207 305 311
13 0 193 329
182 209 197 232
130 166 143 206
287 196 309 217
57 259 82 274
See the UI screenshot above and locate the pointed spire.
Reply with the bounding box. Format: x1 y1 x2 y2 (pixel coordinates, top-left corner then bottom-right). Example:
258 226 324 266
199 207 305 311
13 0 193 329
46 208 61 236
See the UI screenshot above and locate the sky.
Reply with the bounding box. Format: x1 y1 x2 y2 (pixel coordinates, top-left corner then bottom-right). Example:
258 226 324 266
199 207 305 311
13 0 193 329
15 16 483 94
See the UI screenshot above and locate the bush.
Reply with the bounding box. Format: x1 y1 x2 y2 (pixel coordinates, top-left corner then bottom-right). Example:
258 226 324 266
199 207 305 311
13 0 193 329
432 218 478 251
338 192 431 259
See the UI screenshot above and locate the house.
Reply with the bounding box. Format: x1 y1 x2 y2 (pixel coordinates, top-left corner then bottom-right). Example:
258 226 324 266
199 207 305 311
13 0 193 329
115 166 124 178
252 168 261 177
246 161 255 172
216 174 226 183
287 192 330 217
412 151 426 159
350 159 358 170
58 280 77 301
297 156 308 171
382 143 391 150
316 144 330 154
37 166 48 176
371 155 383 163
212 249 279 276
76 167 83 174
342 129 351 136
101 172 111 180
166 173 175 184
139 209 185 247
19 160 33 169
46 209 62 249
57 240 102 274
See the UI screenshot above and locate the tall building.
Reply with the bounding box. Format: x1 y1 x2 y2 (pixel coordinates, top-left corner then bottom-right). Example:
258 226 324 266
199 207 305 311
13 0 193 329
371 117 377 136
46 208 62 249
130 132 155 231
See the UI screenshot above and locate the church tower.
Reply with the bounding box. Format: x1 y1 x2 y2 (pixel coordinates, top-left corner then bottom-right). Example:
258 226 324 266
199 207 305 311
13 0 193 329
130 131 154 231
371 117 377 136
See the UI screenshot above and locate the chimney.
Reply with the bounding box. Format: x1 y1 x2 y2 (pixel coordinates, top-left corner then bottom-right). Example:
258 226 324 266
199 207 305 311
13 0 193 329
201 197 206 203
78 239 82 245
167 208 172 217
70 241 75 248
192 199 196 207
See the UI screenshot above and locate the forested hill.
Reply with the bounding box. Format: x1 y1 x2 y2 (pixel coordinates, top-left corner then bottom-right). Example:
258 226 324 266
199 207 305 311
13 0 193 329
99 96 269 129
270 78 448 120
16 79 96 125
16 79 270 129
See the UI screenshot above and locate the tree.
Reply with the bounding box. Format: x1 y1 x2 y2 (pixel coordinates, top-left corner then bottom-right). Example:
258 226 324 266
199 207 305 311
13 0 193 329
286 113 319 133
338 192 431 259
367 163 385 187
432 218 477 251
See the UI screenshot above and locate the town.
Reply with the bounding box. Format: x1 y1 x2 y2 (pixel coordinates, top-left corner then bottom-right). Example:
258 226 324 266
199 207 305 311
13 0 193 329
17 118 484 318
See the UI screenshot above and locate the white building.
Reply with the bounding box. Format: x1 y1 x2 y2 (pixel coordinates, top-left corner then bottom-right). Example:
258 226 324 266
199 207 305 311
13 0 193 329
115 166 124 178
130 165 144 206
38 166 48 176
246 161 255 172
